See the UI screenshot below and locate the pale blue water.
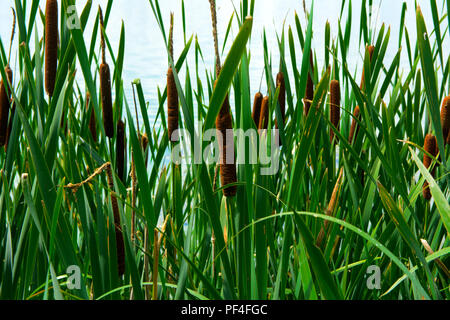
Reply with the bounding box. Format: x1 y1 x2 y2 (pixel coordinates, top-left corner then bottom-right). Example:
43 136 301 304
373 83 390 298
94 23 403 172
0 0 447 128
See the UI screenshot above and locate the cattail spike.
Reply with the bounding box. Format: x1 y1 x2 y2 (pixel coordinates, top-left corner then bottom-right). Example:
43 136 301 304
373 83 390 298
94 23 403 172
258 96 270 130
330 80 340 143
208 0 221 76
214 81 237 197
348 105 361 144
220 160 237 197
99 6 106 64
423 134 437 169
86 92 97 142
169 12 174 63
8 8 16 65
275 72 286 146
167 68 179 142
208 3 236 197
441 96 449 145
276 72 286 123
98 6 114 138
116 120 126 184
208 2 236 197
167 14 179 143
45 0 58 98
304 51 314 116
100 62 114 138
216 108 237 197
252 92 263 127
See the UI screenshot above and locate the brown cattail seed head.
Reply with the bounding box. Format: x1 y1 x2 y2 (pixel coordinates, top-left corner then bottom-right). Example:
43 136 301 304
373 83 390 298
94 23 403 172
276 72 286 146
167 67 179 142
422 134 438 200
214 80 237 197
304 52 314 116
258 96 270 130
252 92 263 128
348 105 361 144
100 62 114 138
45 0 58 98
423 134 438 169
0 66 13 146
116 120 126 184
330 80 340 143
86 92 97 142
220 160 237 197
276 72 286 123
441 96 450 145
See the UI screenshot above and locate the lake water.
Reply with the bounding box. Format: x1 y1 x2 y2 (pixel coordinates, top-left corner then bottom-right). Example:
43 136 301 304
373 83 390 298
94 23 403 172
0 0 447 127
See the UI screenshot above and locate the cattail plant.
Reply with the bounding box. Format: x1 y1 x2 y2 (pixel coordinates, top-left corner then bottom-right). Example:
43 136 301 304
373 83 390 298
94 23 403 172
45 0 58 98
329 80 340 143
167 67 179 142
86 92 97 142
1 9 16 147
99 7 114 138
360 45 375 90
105 163 126 276
130 129 143 243
316 168 344 247
348 105 361 144
215 82 237 197
252 92 263 127
304 51 314 116
275 72 286 146
441 96 449 145
116 120 126 184
422 134 438 200
65 162 125 276
209 0 237 198
276 72 286 122
167 13 179 143
258 96 270 130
